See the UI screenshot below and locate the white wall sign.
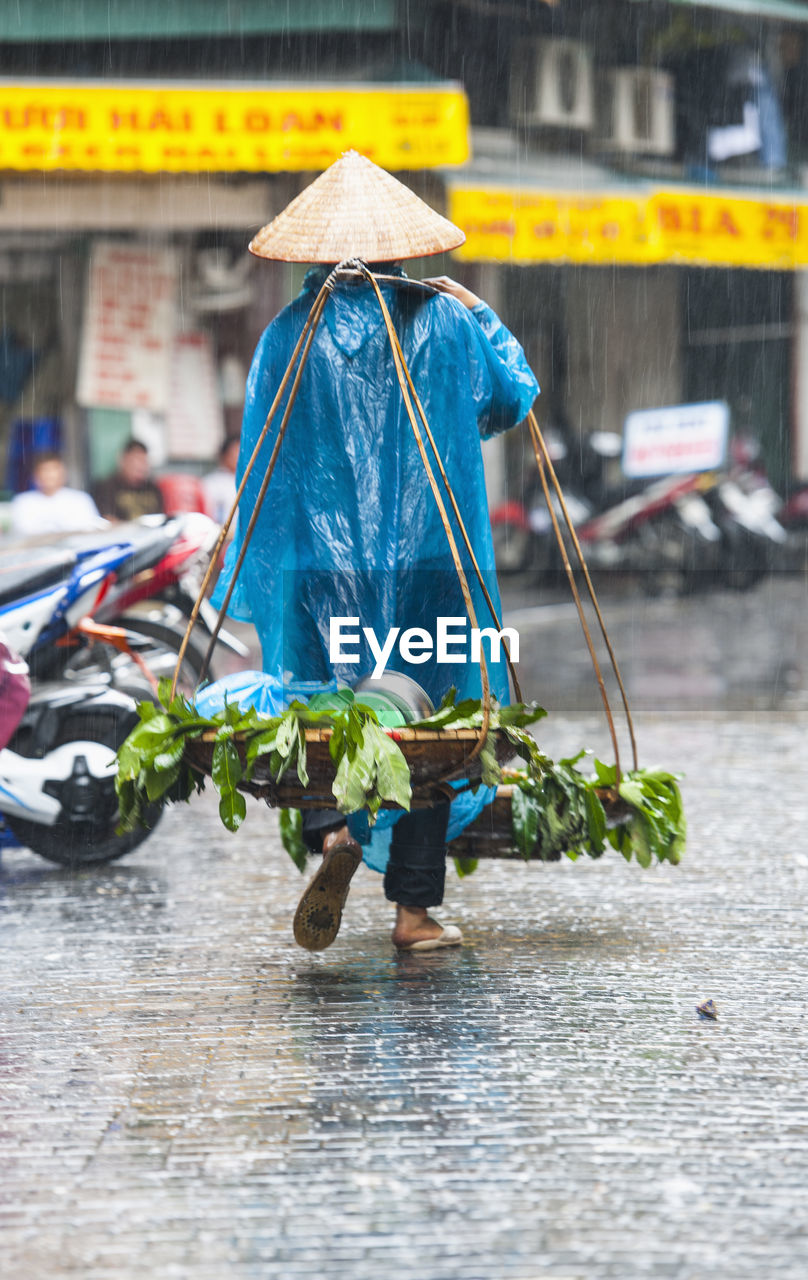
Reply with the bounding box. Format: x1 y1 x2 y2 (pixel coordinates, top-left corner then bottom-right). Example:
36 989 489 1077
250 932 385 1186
166 331 224 460
622 401 730 478
77 241 178 412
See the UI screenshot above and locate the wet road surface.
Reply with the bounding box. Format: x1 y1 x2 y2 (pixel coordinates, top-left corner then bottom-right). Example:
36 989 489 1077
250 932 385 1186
501 569 808 717
2 577 807 1278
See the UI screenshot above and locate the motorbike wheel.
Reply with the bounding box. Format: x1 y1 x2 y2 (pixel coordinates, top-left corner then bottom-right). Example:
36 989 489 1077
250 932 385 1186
6 701 163 869
492 521 532 574
60 627 211 700
111 612 216 692
637 514 698 598
720 526 768 591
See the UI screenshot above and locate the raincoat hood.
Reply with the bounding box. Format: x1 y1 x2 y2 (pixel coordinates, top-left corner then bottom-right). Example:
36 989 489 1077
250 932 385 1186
302 265 411 356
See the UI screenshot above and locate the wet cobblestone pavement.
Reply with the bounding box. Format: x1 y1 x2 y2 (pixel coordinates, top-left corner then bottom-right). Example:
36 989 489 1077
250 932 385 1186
2 579 808 1278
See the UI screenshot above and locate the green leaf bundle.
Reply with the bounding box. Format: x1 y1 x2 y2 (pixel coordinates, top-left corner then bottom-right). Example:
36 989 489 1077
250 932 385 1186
113 678 685 874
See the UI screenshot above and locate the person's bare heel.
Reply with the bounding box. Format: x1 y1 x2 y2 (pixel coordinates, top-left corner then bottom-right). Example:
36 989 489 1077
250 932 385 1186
392 905 463 952
395 923 462 952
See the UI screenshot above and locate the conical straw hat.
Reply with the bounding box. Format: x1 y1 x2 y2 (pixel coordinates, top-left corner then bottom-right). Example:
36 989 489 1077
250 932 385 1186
249 150 465 263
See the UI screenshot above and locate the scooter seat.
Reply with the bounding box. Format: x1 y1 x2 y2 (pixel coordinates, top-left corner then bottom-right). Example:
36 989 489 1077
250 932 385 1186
61 518 180 581
116 526 179 579
0 548 77 608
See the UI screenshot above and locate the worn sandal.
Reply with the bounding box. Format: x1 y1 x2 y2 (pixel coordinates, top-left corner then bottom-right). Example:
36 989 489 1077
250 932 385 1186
293 841 363 951
395 924 463 952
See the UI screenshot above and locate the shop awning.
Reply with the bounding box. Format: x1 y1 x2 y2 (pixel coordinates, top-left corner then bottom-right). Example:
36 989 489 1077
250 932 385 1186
447 174 808 269
0 80 469 174
0 0 397 40
630 0 808 23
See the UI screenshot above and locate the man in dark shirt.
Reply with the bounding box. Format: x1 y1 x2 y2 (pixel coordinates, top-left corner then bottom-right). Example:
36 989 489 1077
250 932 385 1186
93 439 164 522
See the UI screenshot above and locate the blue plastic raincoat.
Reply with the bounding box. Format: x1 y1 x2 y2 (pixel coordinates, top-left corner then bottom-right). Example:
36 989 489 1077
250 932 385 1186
213 266 539 867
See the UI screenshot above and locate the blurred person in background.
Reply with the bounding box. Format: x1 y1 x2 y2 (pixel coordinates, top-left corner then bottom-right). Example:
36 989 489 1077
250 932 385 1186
202 436 240 527
93 438 164 522
10 451 104 537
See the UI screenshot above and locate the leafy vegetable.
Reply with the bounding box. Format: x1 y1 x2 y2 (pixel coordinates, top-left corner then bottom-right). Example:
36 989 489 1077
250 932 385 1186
114 678 685 874
507 756 685 868
115 678 413 838
212 731 245 832
279 808 309 873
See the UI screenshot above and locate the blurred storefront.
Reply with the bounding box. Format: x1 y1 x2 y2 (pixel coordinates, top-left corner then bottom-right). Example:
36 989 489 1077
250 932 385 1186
418 0 808 496
0 1 469 495
448 176 802 489
4 0 808 503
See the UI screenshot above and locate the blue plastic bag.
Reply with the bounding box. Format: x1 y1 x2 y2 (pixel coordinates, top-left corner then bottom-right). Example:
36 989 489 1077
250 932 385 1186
193 670 338 719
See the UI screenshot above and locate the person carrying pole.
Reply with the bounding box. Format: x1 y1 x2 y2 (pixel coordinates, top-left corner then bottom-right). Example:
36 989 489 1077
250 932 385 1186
213 151 539 952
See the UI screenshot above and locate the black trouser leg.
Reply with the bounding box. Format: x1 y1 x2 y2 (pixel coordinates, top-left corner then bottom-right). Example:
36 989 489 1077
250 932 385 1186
300 808 345 854
383 802 450 908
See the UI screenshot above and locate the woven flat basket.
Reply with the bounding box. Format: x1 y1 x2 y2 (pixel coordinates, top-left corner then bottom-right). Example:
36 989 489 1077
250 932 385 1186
185 726 515 810
447 779 629 861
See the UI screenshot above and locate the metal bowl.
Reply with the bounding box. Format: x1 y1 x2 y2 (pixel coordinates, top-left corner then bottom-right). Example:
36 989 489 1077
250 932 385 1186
353 670 434 724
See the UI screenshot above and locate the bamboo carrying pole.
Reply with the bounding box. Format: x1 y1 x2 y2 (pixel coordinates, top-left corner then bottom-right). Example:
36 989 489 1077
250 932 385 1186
524 410 638 779
169 273 336 702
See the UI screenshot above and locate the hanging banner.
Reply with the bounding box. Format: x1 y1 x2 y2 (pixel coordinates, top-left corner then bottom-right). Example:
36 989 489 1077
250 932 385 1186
0 82 468 174
449 184 808 270
77 242 178 412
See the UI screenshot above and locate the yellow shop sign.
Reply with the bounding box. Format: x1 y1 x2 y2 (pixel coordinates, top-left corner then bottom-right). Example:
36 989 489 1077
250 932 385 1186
0 82 469 173
647 191 808 269
449 184 808 270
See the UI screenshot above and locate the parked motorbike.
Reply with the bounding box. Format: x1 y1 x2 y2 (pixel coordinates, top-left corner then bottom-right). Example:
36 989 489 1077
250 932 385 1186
61 512 249 686
0 537 186 723
0 516 248 866
491 430 723 593
0 540 139 669
737 439 808 575
491 428 786 594
702 468 786 589
0 635 162 868
1 514 247 694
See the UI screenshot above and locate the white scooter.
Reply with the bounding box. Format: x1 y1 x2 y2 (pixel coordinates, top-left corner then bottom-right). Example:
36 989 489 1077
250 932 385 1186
0 676 162 868
0 546 164 868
